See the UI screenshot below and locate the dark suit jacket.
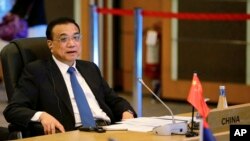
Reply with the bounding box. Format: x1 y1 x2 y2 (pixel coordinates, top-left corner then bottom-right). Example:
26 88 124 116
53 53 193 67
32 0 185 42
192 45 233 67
4 58 136 131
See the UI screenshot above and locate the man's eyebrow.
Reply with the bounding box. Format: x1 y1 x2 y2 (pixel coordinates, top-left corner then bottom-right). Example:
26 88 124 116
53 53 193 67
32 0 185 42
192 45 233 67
74 32 80 35
58 33 67 37
58 32 80 37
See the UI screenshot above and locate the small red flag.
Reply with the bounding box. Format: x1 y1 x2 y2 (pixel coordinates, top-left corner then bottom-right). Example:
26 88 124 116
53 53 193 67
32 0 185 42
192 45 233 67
187 73 210 118
187 73 215 141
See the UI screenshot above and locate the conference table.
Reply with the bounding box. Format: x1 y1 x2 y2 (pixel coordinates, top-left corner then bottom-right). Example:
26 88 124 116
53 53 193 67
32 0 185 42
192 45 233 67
15 129 230 141
16 105 240 141
16 130 187 141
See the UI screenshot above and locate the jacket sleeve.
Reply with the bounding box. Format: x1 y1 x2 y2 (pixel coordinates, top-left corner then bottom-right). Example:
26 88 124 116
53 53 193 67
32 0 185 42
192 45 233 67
3 63 40 128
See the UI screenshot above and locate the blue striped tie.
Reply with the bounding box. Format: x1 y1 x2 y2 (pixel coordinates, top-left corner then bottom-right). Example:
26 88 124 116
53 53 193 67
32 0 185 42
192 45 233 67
67 67 96 127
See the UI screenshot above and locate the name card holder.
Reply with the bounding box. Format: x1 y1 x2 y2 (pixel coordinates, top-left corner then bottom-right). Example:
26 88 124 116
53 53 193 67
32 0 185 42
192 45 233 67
208 103 250 133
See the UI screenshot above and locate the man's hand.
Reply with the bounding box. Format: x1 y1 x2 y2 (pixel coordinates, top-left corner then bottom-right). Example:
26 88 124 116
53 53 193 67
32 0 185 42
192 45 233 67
122 111 134 120
39 112 65 134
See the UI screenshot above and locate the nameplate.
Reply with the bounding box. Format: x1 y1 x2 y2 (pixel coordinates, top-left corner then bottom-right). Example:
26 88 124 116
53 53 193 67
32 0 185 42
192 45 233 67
208 103 250 133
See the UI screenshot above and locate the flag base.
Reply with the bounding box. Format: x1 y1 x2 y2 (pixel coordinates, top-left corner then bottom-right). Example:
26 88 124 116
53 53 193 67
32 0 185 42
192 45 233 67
185 131 199 137
190 121 199 130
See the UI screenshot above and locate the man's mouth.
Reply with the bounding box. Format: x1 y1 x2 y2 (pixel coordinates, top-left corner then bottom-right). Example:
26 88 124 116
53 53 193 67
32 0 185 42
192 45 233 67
67 51 77 54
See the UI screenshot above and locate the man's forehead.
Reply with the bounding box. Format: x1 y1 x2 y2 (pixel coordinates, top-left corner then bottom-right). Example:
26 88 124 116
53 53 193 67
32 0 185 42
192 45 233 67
57 32 80 37
52 24 79 36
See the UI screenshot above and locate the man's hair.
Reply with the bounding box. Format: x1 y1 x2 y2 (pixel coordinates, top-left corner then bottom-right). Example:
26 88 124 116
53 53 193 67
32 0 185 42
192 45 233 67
46 17 80 40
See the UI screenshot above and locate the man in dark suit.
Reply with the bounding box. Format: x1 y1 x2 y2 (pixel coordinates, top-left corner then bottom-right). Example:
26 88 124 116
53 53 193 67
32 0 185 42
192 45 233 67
4 17 136 135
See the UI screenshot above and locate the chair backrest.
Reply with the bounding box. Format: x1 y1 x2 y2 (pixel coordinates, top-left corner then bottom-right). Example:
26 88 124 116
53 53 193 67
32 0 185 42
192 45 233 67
0 37 51 102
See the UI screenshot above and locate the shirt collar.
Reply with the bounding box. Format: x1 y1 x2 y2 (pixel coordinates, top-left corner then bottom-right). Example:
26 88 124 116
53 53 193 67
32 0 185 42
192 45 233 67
52 55 76 74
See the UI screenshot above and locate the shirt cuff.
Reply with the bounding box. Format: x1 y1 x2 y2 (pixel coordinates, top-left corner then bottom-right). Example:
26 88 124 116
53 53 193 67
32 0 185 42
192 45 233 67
127 110 134 115
31 111 44 122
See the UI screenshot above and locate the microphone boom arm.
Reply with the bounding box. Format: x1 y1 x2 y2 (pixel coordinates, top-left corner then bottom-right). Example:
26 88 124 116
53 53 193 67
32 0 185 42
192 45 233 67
138 78 176 123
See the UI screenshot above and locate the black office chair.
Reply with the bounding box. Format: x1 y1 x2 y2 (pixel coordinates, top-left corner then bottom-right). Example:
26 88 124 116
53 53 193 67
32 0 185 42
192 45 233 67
0 37 51 139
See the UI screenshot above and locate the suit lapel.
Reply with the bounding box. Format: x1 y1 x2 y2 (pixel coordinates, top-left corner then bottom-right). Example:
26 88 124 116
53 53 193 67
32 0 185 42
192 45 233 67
75 61 99 97
75 61 114 120
75 61 103 103
47 59 74 116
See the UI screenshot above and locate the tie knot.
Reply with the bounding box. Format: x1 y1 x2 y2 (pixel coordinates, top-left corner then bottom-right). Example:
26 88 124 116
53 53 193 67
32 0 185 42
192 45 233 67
67 67 76 74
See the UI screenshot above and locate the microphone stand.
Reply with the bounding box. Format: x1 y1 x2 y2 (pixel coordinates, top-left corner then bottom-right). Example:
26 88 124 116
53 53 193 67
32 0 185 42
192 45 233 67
185 106 199 137
139 78 188 135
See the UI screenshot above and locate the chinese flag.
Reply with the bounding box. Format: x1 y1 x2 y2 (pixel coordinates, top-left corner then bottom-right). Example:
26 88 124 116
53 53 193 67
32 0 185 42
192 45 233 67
187 73 215 141
187 73 210 118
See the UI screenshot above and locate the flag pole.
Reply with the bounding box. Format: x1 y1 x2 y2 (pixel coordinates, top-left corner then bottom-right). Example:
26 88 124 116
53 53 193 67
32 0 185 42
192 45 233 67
185 106 198 137
191 106 195 132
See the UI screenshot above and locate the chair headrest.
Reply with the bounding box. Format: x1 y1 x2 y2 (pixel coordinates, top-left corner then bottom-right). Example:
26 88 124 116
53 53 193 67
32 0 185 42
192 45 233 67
8 37 51 64
0 37 51 102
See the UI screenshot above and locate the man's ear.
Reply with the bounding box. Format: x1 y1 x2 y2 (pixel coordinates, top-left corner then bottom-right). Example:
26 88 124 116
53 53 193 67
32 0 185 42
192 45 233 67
47 40 53 50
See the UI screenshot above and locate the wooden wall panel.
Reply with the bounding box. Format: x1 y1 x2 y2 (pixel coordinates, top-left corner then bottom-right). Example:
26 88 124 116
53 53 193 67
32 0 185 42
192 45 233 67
161 0 250 104
80 1 91 60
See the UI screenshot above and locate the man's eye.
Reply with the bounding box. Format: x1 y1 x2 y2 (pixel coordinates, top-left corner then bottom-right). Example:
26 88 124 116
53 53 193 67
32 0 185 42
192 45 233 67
60 37 68 42
73 35 80 41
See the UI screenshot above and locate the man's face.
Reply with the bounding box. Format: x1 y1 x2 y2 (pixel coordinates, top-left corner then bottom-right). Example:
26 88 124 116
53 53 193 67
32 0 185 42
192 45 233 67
47 23 81 66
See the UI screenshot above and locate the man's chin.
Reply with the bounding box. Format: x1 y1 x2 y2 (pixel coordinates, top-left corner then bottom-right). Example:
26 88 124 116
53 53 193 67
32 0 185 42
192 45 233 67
67 54 79 59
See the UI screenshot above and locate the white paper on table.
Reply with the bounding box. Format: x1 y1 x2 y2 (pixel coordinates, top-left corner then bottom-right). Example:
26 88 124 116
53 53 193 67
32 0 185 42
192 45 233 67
156 115 199 123
103 123 154 132
103 116 190 132
102 124 128 131
117 117 173 127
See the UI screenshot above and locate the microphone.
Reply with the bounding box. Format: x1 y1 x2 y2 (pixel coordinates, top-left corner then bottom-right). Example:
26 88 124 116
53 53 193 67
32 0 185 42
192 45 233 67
138 78 188 135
